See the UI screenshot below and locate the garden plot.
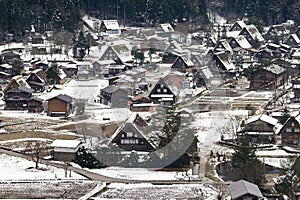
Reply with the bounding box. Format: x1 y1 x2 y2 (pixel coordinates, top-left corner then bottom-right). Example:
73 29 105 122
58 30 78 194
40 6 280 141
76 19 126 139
96 183 218 200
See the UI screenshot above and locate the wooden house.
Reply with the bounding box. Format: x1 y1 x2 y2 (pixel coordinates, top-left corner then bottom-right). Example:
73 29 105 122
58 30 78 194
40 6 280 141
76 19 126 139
92 61 102 77
100 20 121 35
0 51 21 63
278 114 300 147
229 21 247 32
4 86 34 110
265 24 290 43
254 48 273 61
129 95 153 112
0 63 13 74
149 74 186 106
110 113 156 152
228 180 264 200
99 44 133 67
44 67 67 85
162 52 179 64
212 52 236 77
214 39 233 54
114 76 135 89
28 97 44 113
33 60 49 70
239 25 264 47
284 34 300 48
228 35 252 50
165 42 183 53
106 65 128 77
99 85 129 108
99 46 122 64
292 78 300 102
47 94 73 117
63 63 78 78
249 64 286 90
171 56 192 72
76 61 94 80
238 114 279 144
31 33 45 44
50 139 82 162
156 23 174 38
26 69 48 92
3 75 31 94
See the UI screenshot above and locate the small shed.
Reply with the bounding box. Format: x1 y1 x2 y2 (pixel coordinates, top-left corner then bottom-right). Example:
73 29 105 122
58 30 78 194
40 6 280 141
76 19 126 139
50 139 82 162
228 180 264 200
47 94 73 116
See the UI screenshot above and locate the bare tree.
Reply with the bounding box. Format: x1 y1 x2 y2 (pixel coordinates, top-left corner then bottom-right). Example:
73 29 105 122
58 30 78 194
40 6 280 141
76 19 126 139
218 114 244 142
24 141 49 169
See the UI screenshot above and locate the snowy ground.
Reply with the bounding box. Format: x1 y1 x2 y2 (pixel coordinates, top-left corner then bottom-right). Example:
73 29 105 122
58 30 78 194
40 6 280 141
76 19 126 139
89 167 196 181
96 183 218 200
0 153 85 180
193 110 248 157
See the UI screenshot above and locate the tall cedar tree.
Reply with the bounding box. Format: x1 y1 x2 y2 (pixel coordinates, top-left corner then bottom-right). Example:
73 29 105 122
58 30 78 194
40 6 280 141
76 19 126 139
72 31 90 61
231 140 266 188
276 156 300 198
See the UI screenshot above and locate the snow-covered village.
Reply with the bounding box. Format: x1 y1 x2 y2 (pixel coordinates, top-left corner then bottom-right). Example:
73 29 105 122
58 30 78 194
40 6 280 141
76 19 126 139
0 0 300 199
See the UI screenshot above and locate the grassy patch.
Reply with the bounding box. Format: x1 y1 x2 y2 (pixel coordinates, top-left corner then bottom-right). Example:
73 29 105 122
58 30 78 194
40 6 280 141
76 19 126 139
0 131 80 141
205 160 221 182
53 124 77 132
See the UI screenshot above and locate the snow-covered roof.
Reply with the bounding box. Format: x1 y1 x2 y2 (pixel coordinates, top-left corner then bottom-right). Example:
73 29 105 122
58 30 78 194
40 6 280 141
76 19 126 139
233 21 247 29
159 23 174 32
246 114 278 126
102 20 120 30
241 25 264 42
214 52 236 71
110 113 157 150
232 35 252 49
82 15 102 32
201 66 214 80
0 63 12 69
264 64 286 75
228 180 263 199
50 139 82 149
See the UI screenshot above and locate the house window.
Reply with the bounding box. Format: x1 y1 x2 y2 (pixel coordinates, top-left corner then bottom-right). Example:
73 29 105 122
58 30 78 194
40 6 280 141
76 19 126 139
163 89 167 93
127 132 133 137
291 122 295 126
286 128 292 132
295 128 300 132
157 88 161 92
122 133 126 138
121 139 130 144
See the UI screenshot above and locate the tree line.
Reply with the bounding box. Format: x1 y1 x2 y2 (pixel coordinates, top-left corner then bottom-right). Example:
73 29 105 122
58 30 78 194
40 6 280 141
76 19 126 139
0 0 81 40
1 0 299 41
209 0 300 25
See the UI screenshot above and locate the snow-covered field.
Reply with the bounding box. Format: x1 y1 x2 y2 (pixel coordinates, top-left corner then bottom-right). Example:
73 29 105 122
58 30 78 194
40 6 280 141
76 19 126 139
0 153 85 180
97 183 218 200
89 167 195 181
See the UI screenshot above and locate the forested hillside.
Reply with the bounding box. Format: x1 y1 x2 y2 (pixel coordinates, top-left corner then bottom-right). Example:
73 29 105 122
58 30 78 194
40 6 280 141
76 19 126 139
0 0 299 40
208 0 300 25
81 0 208 26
